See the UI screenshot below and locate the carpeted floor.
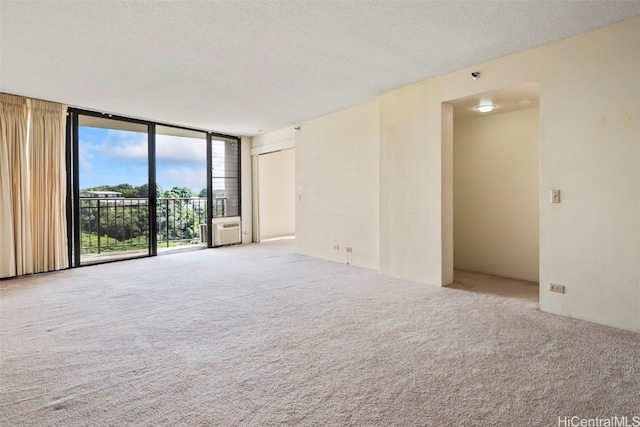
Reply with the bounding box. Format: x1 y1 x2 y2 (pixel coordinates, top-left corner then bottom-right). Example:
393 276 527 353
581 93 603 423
1 240 638 426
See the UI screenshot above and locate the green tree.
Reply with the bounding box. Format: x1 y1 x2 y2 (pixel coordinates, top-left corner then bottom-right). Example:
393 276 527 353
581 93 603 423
156 187 205 244
137 183 163 198
164 186 196 199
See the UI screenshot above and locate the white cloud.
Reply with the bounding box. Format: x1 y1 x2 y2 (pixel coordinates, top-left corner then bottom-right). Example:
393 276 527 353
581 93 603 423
97 131 206 165
102 131 148 161
77 129 208 190
156 135 206 164
78 140 95 171
160 167 207 193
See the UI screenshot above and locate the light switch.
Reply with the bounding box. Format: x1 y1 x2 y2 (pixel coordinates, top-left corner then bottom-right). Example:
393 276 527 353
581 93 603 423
551 189 561 203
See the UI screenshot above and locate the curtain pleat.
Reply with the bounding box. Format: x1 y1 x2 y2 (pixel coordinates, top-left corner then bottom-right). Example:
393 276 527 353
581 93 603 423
28 99 68 273
0 96 19 277
0 112 16 277
0 94 29 278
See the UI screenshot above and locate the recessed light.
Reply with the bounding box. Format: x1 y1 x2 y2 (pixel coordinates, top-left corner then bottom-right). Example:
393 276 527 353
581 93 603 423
518 98 532 105
475 104 495 113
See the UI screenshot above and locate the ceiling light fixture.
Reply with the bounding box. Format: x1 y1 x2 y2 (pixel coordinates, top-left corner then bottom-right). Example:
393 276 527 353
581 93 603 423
518 97 532 105
475 104 495 113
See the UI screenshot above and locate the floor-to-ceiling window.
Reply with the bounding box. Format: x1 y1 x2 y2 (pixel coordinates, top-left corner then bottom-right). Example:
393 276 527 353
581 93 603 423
67 110 241 266
74 115 150 265
211 137 240 218
155 126 207 251
208 136 242 247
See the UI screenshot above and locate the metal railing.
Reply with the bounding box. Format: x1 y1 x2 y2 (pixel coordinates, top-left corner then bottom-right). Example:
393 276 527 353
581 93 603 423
79 197 210 254
157 197 207 248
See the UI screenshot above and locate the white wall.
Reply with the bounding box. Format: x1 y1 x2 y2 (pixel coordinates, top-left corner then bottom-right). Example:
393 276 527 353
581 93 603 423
384 17 640 332
441 103 454 286
453 108 539 282
257 149 295 240
535 20 639 331
379 79 446 284
296 101 380 270
263 17 640 333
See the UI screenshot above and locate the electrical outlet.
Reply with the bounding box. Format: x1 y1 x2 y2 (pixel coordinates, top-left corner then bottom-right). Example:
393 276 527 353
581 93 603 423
333 245 340 250
346 247 353 253
549 283 565 294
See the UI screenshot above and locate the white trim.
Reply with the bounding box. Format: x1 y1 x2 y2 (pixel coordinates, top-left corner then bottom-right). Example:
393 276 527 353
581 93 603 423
250 138 295 156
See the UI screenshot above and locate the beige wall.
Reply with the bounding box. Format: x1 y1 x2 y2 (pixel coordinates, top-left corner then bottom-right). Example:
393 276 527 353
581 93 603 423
296 101 380 270
453 108 539 282
379 79 446 284
536 19 639 331
240 136 252 243
258 16 640 333
257 149 295 240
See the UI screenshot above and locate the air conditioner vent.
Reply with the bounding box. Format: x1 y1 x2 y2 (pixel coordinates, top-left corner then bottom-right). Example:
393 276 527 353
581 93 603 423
214 222 241 246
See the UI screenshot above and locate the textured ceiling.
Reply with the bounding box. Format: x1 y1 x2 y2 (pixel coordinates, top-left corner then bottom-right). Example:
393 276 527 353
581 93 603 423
1 1 639 136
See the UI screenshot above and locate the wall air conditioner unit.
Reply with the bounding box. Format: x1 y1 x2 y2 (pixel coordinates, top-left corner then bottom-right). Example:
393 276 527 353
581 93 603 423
214 222 241 246
199 224 208 243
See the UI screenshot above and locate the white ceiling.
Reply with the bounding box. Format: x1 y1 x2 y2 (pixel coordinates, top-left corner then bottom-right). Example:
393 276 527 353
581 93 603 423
1 1 639 136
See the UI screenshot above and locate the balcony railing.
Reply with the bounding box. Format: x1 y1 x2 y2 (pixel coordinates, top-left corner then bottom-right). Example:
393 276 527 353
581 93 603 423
79 197 217 254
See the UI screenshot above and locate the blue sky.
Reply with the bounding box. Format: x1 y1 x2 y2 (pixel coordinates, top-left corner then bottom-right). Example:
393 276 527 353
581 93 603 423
79 127 207 193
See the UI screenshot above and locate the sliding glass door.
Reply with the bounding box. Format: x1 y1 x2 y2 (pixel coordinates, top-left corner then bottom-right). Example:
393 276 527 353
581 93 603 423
67 110 242 266
73 115 150 265
155 126 207 251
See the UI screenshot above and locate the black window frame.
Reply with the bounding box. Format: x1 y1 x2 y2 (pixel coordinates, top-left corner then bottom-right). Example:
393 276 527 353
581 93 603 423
66 107 241 265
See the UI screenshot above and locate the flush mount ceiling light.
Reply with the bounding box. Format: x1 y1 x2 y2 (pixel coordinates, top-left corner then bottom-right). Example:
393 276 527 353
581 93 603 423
475 104 495 113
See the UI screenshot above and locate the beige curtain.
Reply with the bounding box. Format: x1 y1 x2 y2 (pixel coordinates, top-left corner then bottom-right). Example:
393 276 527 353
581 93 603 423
0 94 30 278
0 94 68 278
28 99 68 273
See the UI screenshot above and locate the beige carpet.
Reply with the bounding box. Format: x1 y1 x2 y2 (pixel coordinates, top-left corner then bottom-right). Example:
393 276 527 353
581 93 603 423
1 240 638 426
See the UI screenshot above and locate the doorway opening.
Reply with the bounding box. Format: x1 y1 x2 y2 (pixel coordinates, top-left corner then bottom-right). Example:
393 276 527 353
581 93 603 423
255 148 295 242
445 82 540 302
